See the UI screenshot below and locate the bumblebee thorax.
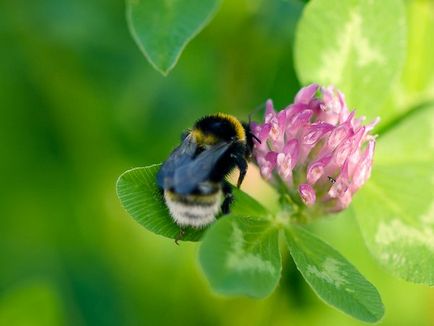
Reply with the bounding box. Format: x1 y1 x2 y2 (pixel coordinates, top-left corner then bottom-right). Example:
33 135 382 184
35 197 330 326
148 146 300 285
191 113 246 145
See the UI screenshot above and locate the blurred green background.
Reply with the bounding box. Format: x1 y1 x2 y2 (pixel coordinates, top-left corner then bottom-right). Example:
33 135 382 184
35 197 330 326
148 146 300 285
1 0 433 325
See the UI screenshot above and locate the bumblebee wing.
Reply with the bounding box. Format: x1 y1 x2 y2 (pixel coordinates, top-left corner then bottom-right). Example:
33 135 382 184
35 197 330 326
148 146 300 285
173 142 231 195
156 137 197 189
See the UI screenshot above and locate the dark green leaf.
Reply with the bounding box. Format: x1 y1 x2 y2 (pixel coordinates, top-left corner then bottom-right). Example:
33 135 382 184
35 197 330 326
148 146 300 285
285 225 384 323
127 0 222 75
199 216 281 298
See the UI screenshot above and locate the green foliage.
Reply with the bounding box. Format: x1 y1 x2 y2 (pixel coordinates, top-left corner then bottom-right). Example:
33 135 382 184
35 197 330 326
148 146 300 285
285 226 384 323
116 163 384 322
199 216 281 298
398 1 434 106
127 0 222 75
353 106 434 285
0 281 64 326
294 0 406 118
4 0 433 323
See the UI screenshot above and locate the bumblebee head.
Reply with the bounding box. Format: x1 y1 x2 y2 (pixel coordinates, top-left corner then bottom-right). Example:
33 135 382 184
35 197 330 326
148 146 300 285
242 122 258 159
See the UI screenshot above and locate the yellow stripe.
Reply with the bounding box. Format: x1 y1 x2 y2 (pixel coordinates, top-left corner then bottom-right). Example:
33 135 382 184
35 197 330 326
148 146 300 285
166 190 219 204
191 129 219 145
215 113 246 141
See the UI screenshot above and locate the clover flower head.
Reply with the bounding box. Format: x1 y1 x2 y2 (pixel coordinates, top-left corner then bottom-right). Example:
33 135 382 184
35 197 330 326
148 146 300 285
252 84 379 214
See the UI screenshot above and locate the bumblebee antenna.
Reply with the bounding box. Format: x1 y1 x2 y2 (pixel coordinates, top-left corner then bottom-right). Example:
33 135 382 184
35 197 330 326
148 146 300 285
246 102 265 145
251 133 261 144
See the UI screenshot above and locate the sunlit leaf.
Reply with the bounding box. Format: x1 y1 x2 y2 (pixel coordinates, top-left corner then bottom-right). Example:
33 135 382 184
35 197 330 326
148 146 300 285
397 1 434 106
354 106 434 284
116 165 268 242
285 225 384 323
378 1 434 126
294 0 406 119
199 216 281 298
127 0 222 75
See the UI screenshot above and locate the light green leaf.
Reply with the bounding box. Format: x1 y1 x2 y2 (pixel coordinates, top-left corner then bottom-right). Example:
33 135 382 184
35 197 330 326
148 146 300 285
199 216 281 298
116 165 268 242
285 226 384 323
396 1 434 108
294 0 406 118
378 1 434 126
354 106 434 284
127 0 222 75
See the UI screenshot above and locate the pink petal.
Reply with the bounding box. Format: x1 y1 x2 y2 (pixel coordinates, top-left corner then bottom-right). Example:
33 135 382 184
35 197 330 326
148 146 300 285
328 160 350 198
334 126 365 166
258 151 278 180
329 191 352 212
294 84 319 104
285 103 308 125
269 121 285 150
283 139 299 168
257 123 272 142
265 99 276 123
277 152 293 184
289 109 313 129
365 117 380 133
352 140 375 190
265 151 278 165
298 184 316 206
277 110 287 129
327 123 351 150
303 122 334 145
307 155 332 184
321 86 341 114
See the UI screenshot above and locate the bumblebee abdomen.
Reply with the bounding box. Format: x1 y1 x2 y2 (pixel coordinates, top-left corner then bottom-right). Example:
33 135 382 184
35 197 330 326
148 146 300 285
163 190 222 228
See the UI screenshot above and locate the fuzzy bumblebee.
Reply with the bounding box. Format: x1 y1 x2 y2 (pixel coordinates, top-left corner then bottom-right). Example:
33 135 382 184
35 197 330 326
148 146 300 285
156 113 257 229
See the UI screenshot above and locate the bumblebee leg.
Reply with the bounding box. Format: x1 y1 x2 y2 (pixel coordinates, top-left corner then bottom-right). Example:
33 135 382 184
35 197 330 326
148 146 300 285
231 154 248 188
175 228 186 245
221 181 233 215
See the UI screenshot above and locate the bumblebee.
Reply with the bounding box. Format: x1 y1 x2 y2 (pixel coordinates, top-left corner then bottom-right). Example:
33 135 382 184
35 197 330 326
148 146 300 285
156 113 257 232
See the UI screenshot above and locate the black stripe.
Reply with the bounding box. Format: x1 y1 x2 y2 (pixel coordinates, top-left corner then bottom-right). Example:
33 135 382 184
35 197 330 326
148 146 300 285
168 195 218 207
182 212 209 220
